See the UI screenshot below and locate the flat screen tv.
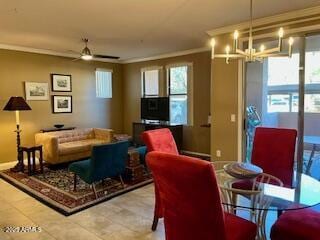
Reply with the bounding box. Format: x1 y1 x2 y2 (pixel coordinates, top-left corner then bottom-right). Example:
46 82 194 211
141 97 169 121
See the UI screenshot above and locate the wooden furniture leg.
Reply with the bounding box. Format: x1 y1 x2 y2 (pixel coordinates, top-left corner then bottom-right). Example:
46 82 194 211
27 151 31 175
92 183 98 199
119 175 125 189
151 216 159 231
32 150 36 173
39 147 44 174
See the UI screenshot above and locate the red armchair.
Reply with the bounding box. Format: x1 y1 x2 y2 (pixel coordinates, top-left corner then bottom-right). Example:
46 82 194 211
146 151 257 240
270 208 320 240
141 128 179 231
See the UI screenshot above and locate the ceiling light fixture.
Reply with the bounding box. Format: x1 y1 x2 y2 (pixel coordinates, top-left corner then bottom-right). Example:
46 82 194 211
81 39 93 60
211 0 294 63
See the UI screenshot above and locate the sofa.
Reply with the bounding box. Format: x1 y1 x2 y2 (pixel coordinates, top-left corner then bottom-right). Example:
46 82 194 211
35 128 114 164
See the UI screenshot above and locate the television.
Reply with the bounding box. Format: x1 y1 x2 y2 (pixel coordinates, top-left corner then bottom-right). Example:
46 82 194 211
141 97 169 121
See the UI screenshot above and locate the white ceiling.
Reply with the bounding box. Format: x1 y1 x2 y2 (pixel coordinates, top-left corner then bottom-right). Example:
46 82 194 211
1 0 320 61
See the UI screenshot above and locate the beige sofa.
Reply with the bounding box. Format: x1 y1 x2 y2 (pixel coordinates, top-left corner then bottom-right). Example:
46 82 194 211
35 128 114 164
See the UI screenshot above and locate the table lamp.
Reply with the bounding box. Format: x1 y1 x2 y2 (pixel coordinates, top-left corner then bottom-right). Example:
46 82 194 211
3 96 31 172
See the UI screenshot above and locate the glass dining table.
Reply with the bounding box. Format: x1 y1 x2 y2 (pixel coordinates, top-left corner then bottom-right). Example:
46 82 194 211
212 161 320 239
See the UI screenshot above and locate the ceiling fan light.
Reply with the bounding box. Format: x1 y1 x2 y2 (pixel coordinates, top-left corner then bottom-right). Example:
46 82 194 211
81 54 93 60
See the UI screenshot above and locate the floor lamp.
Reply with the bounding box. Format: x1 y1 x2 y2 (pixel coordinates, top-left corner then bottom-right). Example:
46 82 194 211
3 96 31 172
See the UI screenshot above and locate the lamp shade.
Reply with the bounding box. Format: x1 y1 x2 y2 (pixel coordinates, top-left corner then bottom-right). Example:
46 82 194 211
3 97 31 111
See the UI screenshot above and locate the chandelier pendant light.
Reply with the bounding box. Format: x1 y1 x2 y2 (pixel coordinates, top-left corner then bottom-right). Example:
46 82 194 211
211 0 294 63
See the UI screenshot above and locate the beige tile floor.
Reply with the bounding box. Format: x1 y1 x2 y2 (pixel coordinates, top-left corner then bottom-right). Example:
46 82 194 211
0 179 165 240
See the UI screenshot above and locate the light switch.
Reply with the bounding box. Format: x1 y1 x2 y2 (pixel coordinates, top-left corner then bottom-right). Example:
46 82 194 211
231 114 236 122
216 150 221 157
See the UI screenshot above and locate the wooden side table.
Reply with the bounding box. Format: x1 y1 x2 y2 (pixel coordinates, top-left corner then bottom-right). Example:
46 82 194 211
19 145 44 176
126 150 145 183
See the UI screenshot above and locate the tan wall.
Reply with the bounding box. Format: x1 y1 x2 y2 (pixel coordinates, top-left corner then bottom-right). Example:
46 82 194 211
123 51 211 154
211 34 240 161
0 50 123 163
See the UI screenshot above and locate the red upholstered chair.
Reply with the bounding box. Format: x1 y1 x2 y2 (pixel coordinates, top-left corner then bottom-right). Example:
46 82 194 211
141 128 179 231
142 128 179 155
251 127 297 187
270 208 320 240
146 151 257 240
234 127 297 190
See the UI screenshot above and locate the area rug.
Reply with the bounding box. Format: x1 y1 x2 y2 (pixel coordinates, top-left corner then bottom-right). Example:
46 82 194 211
0 166 152 216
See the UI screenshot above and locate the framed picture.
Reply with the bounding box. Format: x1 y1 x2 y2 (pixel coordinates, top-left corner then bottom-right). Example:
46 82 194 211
52 95 72 113
25 82 49 101
51 74 72 92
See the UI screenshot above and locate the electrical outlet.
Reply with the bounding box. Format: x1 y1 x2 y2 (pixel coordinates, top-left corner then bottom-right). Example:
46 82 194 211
231 114 236 122
216 150 221 157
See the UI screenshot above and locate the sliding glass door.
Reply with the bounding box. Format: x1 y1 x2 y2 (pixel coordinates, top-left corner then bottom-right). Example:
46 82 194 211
245 33 320 179
303 34 320 179
245 37 301 164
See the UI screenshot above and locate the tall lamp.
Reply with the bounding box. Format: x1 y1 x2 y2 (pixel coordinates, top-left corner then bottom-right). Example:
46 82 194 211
3 96 31 172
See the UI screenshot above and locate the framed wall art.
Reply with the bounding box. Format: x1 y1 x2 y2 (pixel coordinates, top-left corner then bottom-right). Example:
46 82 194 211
25 82 49 101
52 95 72 113
51 74 72 92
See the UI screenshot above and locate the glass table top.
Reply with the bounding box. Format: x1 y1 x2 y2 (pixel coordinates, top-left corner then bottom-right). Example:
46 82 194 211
214 164 320 211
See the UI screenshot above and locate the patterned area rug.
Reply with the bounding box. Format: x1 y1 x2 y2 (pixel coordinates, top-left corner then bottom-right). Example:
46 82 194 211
0 166 152 216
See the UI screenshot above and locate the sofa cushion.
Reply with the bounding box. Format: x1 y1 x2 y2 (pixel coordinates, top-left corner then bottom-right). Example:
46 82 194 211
59 139 106 156
57 129 94 144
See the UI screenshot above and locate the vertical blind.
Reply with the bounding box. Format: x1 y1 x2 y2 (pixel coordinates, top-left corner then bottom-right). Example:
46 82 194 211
144 69 159 96
96 69 112 98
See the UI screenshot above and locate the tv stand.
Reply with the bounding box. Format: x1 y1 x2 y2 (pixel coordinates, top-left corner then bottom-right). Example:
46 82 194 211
132 121 183 151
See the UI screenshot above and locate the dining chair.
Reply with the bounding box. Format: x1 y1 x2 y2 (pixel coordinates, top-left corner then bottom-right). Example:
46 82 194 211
68 141 129 199
252 127 297 187
270 208 320 240
235 127 297 189
141 128 179 231
146 151 257 240
221 172 283 240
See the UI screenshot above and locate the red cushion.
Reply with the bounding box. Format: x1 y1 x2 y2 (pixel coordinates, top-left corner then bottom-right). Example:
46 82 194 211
225 213 257 240
232 179 255 190
271 208 320 240
252 127 297 187
146 152 257 240
141 128 179 155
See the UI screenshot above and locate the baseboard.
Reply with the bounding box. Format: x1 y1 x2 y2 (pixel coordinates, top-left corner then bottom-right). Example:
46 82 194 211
0 161 16 171
181 150 211 159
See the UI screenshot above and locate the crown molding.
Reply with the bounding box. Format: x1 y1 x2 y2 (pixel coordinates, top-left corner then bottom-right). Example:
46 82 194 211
0 43 120 63
0 43 210 64
120 47 210 64
207 5 320 36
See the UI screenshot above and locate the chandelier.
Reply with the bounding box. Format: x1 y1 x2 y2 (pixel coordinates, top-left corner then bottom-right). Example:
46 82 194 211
210 0 294 63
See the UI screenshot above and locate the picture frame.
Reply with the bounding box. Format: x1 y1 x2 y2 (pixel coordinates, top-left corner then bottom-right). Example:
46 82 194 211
51 74 72 92
52 95 72 113
25 82 49 101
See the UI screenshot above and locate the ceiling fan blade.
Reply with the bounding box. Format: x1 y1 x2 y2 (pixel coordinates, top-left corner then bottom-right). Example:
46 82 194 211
67 49 81 54
93 54 120 59
71 57 81 62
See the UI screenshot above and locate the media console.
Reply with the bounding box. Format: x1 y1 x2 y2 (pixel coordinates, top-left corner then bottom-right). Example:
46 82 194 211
132 121 183 151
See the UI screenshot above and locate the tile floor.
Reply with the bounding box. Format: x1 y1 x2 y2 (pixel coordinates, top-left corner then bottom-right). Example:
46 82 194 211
0 179 165 240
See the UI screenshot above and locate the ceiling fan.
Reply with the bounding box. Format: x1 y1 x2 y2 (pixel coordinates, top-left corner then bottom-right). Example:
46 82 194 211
72 38 119 61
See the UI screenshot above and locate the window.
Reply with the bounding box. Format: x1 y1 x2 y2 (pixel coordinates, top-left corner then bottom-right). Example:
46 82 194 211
267 94 290 112
268 54 300 86
96 69 112 98
142 68 161 97
267 52 320 113
167 64 193 125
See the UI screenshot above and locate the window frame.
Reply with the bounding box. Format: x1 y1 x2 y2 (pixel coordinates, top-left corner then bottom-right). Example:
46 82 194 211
166 63 193 126
95 68 113 99
141 66 162 98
